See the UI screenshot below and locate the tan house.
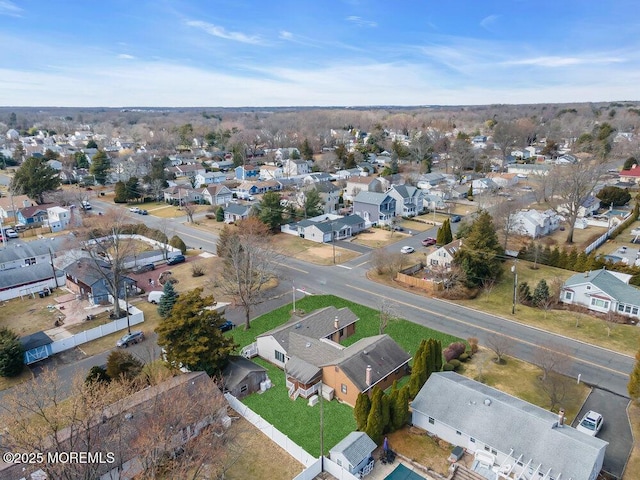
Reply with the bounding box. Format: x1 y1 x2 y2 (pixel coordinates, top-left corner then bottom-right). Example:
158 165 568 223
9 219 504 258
254 307 410 406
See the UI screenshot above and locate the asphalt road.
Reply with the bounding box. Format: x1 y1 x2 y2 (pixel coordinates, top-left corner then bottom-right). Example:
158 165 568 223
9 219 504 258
90 197 635 398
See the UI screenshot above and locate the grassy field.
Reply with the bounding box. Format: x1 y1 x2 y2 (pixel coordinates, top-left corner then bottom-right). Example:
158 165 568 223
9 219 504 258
351 227 411 249
386 427 452 476
455 261 640 356
0 290 71 337
270 233 360 266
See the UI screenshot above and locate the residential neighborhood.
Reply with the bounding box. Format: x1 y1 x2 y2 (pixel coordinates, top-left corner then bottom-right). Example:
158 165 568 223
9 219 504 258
1 99 640 480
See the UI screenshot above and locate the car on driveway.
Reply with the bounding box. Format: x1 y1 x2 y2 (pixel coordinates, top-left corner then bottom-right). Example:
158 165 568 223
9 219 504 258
133 263 155 274
422 237 437 246
167 254 186 265
576 410 603 436
116 331 145 348
129 207 140 213
400 246 415 254
139 209 148 215
450 215 461 223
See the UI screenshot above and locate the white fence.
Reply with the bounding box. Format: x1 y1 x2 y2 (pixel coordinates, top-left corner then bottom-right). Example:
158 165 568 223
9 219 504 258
224 393 316 468
585 214 630 254
50 305 144 354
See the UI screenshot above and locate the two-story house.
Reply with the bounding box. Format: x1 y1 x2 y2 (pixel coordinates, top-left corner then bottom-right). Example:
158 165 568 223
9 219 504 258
282 158 310 177
304 181 340 214
352 191 396 226
508 209 561 238
235 165 260 181
194 171 226 186
344 176 384 202
47 206 71 232
202 185 233 206
387 185 424 217
259 165 284 180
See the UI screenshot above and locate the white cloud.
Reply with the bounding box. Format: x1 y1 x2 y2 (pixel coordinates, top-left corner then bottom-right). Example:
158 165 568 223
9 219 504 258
117 54 135 60
480 14 499 30
279 30 293 40
185 20 264 45
346 16 377 28
505 55 625 67
0 0 22 17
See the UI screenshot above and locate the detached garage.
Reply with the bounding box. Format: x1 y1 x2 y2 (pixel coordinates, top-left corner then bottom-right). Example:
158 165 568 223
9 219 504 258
21 331 54 364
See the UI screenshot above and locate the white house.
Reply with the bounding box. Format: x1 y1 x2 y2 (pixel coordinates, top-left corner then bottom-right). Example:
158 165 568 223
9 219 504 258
46 206 71 232
508 209 562 238
558 195 600 218
412 372 608 480
194 171 226 186
282 158 310 177
486 173 520 189
344 176 384 202
560 268 640 321
259 165 284 180
426 239 462 271
201 185 233 206
471 177 499 193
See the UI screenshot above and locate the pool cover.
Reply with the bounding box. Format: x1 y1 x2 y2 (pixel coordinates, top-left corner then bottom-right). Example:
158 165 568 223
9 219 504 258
384 463 426 480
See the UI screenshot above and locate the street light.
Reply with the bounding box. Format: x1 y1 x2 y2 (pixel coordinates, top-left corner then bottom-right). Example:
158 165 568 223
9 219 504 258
511 263 517 315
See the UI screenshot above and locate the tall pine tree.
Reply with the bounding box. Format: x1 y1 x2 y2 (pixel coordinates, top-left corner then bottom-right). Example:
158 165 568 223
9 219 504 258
157 281 178 318
364 387 385 444
354 392 372 431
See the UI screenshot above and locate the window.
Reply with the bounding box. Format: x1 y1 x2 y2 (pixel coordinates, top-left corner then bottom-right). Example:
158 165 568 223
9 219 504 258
633 307 638 315
590 298 609 309
625 305 632 313
564 291 573 301
341 384 347 394
339 328 345 338
428 417 435 425
25 257 36 266
619 304 626 312
491 449 497 455
336 459 342 467
275 350 285 362
484 446 491 452
586 285 591 290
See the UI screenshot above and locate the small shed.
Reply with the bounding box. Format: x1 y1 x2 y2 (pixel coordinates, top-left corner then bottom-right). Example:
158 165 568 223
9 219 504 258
21 331 54 365
222 355 267 399
329 431 377 475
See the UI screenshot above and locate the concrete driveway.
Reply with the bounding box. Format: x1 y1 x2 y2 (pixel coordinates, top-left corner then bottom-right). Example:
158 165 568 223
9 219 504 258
571 388 632 479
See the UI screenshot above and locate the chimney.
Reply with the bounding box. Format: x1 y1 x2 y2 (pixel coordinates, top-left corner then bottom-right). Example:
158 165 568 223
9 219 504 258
365 365 372 386
558 408 565 427
334 316 339 330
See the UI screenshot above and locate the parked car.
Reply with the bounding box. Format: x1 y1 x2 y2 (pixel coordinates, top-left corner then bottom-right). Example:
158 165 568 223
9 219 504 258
450 215 461 223
3 228 18 239
576 411 603 436
400 246 415 254
81 200 92 210
422 237 437 246
167 254 186 265
392 225 404 232
147 291 164 304
116 331 145 348
139 209 148 215
129 207 140 213
218 320 235 332
133 263 155 274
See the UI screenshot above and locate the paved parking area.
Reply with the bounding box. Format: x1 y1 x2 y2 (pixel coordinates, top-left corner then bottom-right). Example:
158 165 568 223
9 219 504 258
571 388 632 479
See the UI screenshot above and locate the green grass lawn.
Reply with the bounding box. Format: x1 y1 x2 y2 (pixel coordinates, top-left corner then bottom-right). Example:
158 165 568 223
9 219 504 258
232 295 463 455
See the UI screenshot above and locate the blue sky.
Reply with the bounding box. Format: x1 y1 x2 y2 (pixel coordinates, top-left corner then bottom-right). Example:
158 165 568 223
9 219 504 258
0 0 638 107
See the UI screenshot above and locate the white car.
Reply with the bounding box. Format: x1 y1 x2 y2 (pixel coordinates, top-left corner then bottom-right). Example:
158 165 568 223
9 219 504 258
129 207 140 213
575 410 603 436
400 246 415 254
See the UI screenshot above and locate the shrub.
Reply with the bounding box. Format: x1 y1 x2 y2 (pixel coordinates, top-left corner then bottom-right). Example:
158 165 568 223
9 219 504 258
459 353 469 362
169 235 187 254
191 263 205 277
467 337 479 355
443 363 455 371
449 359 461 369
443 341 466 362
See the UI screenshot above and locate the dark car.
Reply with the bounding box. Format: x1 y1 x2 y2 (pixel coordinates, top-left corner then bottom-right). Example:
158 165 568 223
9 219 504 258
133 263 155 274
451 215 461 223
139 209 148 215
218 320 234 332
167 254 186 265
422 237 437 246
116 331 145 348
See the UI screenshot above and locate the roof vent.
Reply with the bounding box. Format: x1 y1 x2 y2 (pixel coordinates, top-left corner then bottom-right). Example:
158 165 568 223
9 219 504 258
484 398 491 406
306 342 311 348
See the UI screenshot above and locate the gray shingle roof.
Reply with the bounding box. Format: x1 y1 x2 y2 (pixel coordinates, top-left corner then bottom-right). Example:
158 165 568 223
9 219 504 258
333 335 411 392
353 191 389 205
412 372 608 480
258 306 358 350
564 268 640 305
0 263 66 290
222 355 266 391
330 431 377 466
0 236 71 265
224 203 251 216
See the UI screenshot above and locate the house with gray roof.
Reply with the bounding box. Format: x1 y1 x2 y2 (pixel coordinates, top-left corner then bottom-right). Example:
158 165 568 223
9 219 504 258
387 184 424 217
0 236 70 271
560 268 640 320
201 184 233 206
63 258 136 305
329 432 376 476
255 307 410 406
352 191 396 226
412 372 607 480
0 263 66 301
223 203 252 223
426 239 462 271
281 214 366 243
221 355 267 400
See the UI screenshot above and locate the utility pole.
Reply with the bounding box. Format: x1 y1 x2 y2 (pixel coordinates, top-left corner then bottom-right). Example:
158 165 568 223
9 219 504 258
511 261 517 315
319 380 324 469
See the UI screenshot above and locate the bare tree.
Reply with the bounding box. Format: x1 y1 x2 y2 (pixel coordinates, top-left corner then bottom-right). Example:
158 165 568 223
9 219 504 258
431 264 465 291
540 372 568 412
492 120 521 168
181 201 197 223
533 344 571 382
216 218 281 330
486 334 514 364
378 299 399 334
492 196 526 251
551 161 605 243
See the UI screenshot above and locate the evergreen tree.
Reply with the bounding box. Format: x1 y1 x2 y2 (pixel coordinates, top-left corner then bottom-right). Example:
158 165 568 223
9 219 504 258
628 348 640 403
216 225 233 259
0 327 24 377
216 206 224 222
532 279 550 307
125 176 141 202
10 157 61 203
114 181 127 203
557 249 569 269
354 392 372 431
567 248 578 271
409 340 427 398
90 150 111 185
258 191 284 232
156 288 238 376
157 281 178 318
169 235 187 254
548 246 560 268
381 392 391 434
105 350 143 380
436 223 445 246
432 339 443 372
467 183 474 199
302 188 324 219
364 387 385 444
574 251 589 272
518 282 532 305
300 138 314 161
454 210 504 288
441 219 453 245
397 385 411 426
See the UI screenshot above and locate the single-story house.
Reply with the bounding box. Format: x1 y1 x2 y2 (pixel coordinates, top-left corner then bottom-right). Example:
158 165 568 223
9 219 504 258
282 214 367 243
222 355 268 400
560 268 640 321
202 184 233 206
426 239 463 271
163 185 202 204
64 258 137 305
16 204 52 227
303 172 333 184
508 209 562 238
619 164 640 184
0 236 70 271
486 172 519 189
0 195 35 221
329 432 377 476
223 203 252 223
170 163 207 178
412 372 607 480
558 195 600 218
0 263 66 301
